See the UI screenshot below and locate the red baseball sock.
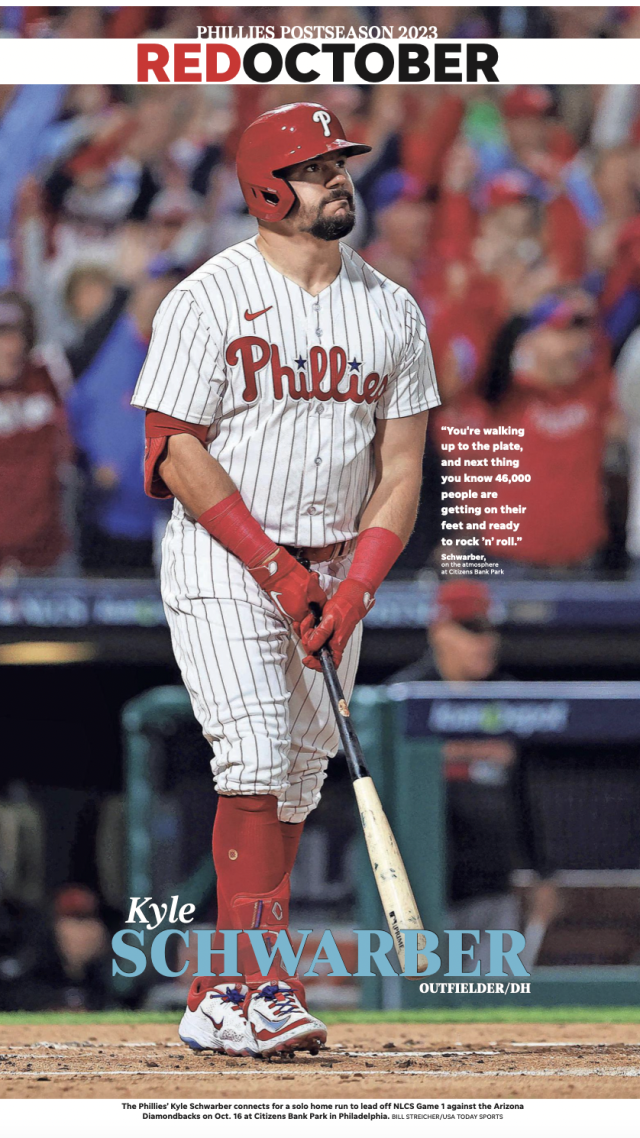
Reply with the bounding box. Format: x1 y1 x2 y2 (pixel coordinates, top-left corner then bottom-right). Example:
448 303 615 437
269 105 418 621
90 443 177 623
186 805 309 1008
187 795 286 1008
214 794 286 898
278 819 307 1005
280 820 305 875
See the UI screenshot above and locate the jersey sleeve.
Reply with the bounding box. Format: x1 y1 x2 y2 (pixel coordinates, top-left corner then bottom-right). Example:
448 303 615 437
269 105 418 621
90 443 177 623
376 296 441 419
130 288 223 425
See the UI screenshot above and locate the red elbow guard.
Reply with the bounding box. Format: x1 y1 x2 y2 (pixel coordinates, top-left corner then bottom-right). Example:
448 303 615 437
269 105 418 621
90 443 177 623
144 411 209 499
144 435 172 499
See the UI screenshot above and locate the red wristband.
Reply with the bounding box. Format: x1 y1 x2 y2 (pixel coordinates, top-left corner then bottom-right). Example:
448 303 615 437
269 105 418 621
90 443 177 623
348 527 403 593
196 492 277 568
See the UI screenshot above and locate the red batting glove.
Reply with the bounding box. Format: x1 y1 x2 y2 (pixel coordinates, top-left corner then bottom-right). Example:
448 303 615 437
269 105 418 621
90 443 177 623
298 578 374 671
248 547 327 624
297 527 404 671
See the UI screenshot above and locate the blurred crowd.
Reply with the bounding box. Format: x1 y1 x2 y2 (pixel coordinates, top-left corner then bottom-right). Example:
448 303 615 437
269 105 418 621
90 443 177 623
3 52 640 575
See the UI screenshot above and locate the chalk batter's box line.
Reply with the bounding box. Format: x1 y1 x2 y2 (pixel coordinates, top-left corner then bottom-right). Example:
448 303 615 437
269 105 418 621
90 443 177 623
5 1042 639 1054
1 1068 640 1078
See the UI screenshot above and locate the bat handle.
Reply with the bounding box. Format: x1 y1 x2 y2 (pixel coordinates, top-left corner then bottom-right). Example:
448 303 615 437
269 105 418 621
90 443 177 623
307 602 370 782
308 602 335 666
308 599 337 671
309 600 324 627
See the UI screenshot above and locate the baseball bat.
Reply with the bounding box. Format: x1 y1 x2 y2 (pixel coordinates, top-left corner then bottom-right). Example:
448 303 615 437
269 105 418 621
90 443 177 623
309 603 427 975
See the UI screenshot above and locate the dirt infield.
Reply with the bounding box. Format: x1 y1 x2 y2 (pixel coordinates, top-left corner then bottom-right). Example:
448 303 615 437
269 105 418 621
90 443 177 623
1 1021 640 1099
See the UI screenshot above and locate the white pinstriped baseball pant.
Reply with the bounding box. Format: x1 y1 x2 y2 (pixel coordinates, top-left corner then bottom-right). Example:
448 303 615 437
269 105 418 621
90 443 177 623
160 515 361 823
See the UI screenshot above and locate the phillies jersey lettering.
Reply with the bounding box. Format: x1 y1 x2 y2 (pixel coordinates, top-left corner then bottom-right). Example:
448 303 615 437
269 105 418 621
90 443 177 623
131 235 439 546
226 337 389 405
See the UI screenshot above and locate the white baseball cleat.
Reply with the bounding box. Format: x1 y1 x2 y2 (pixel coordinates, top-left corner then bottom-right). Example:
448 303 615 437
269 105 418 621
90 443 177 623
179 984 258 1057
245 981 327 1058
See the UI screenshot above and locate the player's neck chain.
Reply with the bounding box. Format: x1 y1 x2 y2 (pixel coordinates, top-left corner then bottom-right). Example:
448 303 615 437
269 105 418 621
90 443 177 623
226 335 388 406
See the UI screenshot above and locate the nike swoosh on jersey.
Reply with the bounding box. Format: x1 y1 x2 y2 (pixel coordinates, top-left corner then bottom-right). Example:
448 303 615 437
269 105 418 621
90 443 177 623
244 306 273 321
270 591 288 618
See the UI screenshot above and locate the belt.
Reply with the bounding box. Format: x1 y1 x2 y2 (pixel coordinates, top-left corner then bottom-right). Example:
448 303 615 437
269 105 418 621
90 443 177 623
284 538 356 567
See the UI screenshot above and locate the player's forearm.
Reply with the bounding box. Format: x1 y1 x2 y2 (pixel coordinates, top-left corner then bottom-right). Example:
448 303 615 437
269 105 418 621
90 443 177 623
158 432 237 518
358 409 428 545
358 462 423 546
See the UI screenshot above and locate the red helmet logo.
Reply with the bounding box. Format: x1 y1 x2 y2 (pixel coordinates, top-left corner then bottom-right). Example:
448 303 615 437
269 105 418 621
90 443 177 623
312 109 332 137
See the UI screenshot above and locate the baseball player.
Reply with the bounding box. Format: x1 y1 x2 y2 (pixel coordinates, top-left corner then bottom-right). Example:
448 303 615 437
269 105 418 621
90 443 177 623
132 102 440 1058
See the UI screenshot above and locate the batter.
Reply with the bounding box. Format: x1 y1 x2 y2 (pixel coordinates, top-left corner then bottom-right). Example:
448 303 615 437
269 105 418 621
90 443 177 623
132 102 440 1058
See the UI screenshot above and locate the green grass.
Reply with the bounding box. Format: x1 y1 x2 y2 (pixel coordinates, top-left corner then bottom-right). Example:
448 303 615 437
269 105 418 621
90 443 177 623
2 1007 640 1026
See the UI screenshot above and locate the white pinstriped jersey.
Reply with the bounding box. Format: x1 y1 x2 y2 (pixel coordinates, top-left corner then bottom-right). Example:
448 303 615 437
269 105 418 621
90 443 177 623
131 235 440 546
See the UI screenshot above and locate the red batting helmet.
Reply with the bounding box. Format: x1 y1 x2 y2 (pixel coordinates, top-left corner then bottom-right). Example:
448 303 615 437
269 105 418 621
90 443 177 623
236 102 372 223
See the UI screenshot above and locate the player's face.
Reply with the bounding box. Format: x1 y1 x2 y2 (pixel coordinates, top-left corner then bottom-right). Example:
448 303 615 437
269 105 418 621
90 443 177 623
430 621 499 682
283 153 356 241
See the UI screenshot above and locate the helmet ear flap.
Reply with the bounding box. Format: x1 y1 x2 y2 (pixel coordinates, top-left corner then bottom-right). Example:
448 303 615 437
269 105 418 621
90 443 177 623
241 178 296 223
246 184 273 210
274 178 297 220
